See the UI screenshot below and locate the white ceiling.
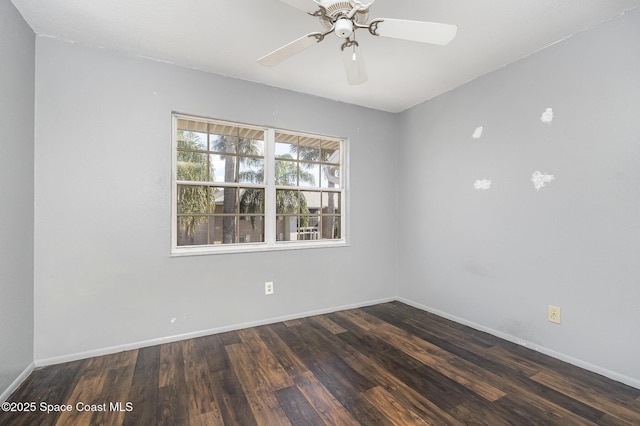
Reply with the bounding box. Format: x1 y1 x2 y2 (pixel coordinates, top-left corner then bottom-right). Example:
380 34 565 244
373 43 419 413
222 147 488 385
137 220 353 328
11 0 640 112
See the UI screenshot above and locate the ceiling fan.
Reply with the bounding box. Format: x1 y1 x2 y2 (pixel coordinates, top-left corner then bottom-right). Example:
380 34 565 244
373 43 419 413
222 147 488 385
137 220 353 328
258 0 457 85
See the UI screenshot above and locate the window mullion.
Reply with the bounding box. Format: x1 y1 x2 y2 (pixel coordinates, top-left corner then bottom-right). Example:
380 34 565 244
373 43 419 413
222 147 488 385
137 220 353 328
265 128 276 246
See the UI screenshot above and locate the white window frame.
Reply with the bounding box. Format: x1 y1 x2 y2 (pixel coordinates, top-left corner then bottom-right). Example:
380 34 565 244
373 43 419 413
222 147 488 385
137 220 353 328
171 113 349 256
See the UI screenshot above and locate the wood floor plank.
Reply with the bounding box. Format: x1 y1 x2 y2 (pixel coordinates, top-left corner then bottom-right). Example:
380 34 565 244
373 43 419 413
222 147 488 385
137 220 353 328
337 309 508 402
304 312 465 425
53 353 114 426
369 302 505 350
310 314 348 334
482 345 543 377
182 338 222 422
362 386 430 426
327 311 427 371
293 371 360 426
200 333 257 426
255 324 310 378
341 328 478 424
225 343 292 425
5 302 640 425
274 385 325 426
532 370 640 424
0 359 87 426
90 350 138 426
157 341 189 426
237 327 295 391
444 353 603 425
494 393 600 426
272 318 390 424
283 319 302 327
367 302 501 349
123 345 160 426
189 411 224 426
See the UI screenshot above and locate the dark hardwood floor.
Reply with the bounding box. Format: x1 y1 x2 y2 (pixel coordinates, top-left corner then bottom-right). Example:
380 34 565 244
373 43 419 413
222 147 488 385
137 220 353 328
2 301 639 425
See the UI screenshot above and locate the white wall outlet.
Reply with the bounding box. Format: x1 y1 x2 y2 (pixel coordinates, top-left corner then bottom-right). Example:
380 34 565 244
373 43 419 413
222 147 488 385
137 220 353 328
265 281 274 295
548 305 561 324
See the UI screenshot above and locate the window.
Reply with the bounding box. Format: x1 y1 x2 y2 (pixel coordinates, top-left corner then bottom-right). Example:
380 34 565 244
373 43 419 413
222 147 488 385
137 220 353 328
172 114 348 255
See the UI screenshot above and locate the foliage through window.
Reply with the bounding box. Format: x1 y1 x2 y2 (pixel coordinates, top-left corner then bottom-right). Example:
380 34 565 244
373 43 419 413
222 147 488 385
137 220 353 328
172 115 347 254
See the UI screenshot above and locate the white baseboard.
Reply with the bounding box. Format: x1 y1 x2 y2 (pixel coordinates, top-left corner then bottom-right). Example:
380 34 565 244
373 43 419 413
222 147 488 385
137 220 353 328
0 362 35 403
35 296 395 367
396 297 640 390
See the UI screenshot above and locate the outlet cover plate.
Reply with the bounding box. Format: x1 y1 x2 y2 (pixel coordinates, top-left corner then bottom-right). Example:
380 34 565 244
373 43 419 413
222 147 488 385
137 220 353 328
265 281 274 295
548 305 561 324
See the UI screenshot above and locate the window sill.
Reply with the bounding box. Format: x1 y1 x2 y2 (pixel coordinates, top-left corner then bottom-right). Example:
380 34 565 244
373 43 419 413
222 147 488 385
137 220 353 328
171 240 348 257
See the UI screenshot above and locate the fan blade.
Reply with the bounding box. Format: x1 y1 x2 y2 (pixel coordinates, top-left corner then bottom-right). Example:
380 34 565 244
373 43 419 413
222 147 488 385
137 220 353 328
279 0 319 13
258 33 323 67
373 19 457 45
342 43 367 85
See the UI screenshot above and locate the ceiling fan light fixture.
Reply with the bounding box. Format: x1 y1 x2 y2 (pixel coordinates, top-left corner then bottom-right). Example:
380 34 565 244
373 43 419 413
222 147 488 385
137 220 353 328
334 18 353 38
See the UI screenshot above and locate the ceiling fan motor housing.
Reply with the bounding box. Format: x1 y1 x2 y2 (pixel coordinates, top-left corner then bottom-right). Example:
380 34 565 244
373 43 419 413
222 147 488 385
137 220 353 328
317 0 369 30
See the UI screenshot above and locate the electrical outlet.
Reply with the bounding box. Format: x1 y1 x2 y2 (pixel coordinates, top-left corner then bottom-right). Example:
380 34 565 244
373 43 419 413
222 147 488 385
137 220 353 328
548 305 561 324
265 281 274 295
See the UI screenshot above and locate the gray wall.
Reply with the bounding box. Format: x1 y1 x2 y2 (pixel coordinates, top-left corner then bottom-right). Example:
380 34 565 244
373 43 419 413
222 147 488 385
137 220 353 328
398 8 640 386
0 0 35 399
33 37 398 362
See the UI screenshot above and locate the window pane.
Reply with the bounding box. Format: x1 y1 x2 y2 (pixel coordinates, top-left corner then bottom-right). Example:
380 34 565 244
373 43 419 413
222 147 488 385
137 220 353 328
298 216 319 240
300 190 319 214
177 118 208 134
177 216 208 246
322 216 341 239
239 216 264 243
177 152 208 181
321 192 341 214
321 146 340 163
299 162 318 187
209 187 222 213
209 216 238 244
276 189 300 214
297 144 320 161
321 164 340 188
275 160 298 186
276 215 297 241
209 187 239 214
240 138 264 156
177 185 209 214
177 130 207 151
210 154 237 183
240 188 265 214
217 187 239 214
210 134 238 154
239 157 264 184
275 142 296 159
275 132 297 156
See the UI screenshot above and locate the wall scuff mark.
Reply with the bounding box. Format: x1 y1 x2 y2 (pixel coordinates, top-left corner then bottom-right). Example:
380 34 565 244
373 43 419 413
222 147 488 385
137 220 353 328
472 126 483 139
531 171 555 190
541 107 554 124
474 179 492 190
